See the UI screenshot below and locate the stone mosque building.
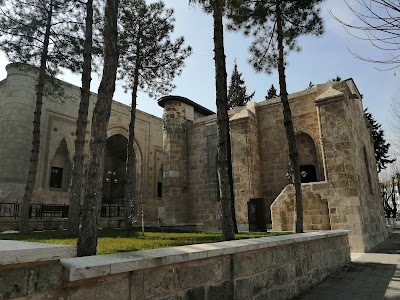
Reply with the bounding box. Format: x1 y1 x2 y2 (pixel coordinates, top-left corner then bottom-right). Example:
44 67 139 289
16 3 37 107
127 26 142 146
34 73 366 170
0 63 390 252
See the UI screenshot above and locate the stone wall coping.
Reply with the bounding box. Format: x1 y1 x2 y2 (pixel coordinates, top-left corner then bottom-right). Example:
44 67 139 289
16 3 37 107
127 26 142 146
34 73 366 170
0 240 76 265
61 230 349 282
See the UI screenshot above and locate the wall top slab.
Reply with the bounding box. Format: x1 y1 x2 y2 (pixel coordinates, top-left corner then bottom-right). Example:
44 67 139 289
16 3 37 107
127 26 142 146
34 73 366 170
0 240 76 265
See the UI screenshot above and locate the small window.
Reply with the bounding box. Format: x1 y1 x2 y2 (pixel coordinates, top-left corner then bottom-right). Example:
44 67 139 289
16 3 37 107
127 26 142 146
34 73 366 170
363 146 373 194
157 182 162 198
50 167 63 188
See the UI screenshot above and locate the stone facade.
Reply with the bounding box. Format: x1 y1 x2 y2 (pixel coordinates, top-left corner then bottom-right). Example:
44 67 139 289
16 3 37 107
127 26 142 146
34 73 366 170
270 82 390 252
0 64 389 252
0 64 163 223
159 81 388 252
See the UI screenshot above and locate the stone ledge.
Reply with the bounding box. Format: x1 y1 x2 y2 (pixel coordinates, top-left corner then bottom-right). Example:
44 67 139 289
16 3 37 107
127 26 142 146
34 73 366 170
0 240 76 265
61 230 349 282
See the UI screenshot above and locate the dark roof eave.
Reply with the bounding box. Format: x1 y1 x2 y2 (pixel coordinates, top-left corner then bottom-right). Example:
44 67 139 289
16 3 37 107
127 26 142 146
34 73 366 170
158 95 215 116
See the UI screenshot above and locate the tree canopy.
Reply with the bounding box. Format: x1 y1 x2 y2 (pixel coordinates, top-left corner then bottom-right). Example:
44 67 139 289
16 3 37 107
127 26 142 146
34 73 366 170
118 0 191 98
228 0 324 73
0 0 84 76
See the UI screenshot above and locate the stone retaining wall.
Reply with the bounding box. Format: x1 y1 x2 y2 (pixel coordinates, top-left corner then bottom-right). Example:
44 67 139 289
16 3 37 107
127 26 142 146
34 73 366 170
0 230 350 299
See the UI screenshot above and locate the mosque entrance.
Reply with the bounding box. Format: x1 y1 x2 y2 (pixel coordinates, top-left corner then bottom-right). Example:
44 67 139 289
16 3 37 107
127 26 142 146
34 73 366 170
247 198 267 232
296 132 320 182
103 134 127 204
300 164 317 183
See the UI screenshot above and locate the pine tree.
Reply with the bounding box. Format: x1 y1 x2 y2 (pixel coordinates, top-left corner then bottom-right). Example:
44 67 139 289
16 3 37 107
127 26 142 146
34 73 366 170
0 0 83 234
265 84 278 100
67 0 95 237
118 0 191 234
229 0 324 233
189 0 237 240
77 0 119 256
364 109 395 172
227 61 254 109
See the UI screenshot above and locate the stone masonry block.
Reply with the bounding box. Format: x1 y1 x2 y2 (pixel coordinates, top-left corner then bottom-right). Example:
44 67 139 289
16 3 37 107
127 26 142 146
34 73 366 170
207 281 234 300
233 250 268 277
0 262 62 299
185 286 205 300
175 257 229 289
143 267 174 298
129 273 144 300
68 275 130 300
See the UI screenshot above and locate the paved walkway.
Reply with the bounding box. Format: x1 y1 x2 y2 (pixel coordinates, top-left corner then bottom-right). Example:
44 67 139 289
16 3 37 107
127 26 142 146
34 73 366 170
296 229 400 300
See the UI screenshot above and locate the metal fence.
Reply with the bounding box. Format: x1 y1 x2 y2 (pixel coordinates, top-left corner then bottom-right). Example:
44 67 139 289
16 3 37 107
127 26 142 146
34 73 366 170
381 174 400 218
0 202 127 219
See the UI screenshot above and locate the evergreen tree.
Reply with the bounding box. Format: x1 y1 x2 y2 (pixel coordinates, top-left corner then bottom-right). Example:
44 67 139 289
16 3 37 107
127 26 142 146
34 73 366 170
229 0 324 233
364 109 395 172
77 0 119 256
118 0 191 233
0 0 83 234
227 61 254 109
189 0 237 240
265 84 278 100
67 0 95 237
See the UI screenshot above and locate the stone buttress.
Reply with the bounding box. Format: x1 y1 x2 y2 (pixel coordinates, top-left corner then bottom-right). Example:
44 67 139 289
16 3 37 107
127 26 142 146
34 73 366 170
0 64 38 202
158 96 214 225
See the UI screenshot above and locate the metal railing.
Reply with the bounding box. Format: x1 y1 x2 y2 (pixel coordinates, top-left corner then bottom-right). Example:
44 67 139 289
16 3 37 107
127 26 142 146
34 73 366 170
0 202 19 218
101 203 126 218
0 202 127 219
381 174 400 218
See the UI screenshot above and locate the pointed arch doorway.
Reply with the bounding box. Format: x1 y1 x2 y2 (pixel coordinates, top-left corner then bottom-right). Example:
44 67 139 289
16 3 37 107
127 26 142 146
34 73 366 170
103 134 127 204
296 132 320 183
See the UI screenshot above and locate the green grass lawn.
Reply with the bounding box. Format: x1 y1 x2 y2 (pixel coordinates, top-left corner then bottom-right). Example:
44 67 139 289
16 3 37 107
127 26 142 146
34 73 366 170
0 229 290 255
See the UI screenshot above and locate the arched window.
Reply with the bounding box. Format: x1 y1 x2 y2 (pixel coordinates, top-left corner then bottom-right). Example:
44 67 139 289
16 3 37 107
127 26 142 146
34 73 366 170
49 138 71 191
363 146 373 194
296 132 319 183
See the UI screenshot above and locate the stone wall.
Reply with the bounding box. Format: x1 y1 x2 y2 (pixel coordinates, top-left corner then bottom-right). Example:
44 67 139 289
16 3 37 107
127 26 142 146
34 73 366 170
272 81 390 252
230 104 263 231
255 90 324 223
186 115 221 230
0 230 351 299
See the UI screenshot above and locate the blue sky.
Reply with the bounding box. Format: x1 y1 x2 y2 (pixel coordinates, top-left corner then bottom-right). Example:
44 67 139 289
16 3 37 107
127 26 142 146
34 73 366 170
0 0 398 137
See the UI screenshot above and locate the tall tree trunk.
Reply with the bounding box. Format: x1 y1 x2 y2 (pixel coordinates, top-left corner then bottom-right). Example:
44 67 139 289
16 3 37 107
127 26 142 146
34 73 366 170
77 0 119 256
276 0 303 233
212 0 236 240
68 0 94 237
19 0 53 234
123 40 141 234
